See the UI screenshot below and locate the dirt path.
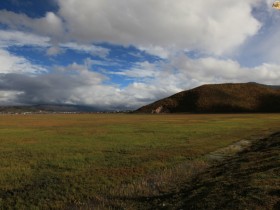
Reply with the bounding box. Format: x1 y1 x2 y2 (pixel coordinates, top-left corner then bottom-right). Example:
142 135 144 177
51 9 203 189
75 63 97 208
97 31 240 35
206 139 253 161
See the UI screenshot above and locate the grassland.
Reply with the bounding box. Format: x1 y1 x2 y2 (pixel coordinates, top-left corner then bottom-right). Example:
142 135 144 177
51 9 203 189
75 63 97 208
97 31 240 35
0 114 279 209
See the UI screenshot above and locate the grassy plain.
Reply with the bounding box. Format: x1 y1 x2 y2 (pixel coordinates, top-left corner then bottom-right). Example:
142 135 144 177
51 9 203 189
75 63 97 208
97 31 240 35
0 113 279 209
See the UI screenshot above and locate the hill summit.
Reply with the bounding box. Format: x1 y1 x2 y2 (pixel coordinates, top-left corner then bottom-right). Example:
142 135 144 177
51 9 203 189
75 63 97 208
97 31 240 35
136 83 280 113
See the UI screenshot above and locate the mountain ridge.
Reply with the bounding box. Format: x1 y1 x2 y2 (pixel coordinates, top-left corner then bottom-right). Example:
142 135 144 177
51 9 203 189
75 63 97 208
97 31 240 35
0 104 100 113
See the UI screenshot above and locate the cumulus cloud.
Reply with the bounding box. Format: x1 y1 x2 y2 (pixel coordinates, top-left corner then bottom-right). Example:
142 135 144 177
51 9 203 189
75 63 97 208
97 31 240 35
0 30 50 48
233 1 280 65
1 54 278 110
0 0 261 55
0 63 109 106
0 29 110 58
0 49 47 74
57 0 261 54
171 55 280 85
0 11 64 37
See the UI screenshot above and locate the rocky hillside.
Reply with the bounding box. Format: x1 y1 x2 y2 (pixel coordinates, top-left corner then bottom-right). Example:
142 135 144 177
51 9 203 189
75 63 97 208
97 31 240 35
136 83 280 113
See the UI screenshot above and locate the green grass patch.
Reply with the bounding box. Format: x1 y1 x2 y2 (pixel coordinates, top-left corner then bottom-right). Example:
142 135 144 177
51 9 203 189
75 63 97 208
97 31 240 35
0 113 279 209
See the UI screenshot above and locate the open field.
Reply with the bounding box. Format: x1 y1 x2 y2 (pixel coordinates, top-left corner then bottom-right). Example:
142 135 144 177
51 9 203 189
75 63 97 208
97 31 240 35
0 114 279 209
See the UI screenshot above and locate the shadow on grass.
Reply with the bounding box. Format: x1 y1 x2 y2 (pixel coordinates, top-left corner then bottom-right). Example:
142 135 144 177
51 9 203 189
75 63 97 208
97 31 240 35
168 132 280 210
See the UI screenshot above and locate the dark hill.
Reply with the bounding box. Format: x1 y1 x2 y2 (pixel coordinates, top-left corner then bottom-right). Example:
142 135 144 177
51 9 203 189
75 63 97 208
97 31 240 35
136 83 280 113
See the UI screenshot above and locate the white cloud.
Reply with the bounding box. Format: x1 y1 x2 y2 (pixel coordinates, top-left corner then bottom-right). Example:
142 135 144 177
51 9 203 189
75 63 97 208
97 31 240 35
0 49 47 74
111 61 159 78
57 0 261 54
46 46 62 56
60 42 110 58
167 54 280 85
0 30 110 58
46 43 110 58
0 30 50 48
56 62 107 84
139 46 171 59
0 11 64 37
232 1 280 65
0 0 261 55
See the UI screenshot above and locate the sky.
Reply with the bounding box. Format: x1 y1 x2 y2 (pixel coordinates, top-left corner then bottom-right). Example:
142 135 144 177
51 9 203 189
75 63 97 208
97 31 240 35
0 0 279 110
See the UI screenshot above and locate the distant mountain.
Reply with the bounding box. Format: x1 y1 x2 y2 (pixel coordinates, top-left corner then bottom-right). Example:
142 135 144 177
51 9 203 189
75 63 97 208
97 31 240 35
136 83 280 113
0 104 99 113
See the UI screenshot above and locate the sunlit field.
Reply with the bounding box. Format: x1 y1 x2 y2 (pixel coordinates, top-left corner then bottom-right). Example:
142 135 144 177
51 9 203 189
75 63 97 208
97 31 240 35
0 114 279 209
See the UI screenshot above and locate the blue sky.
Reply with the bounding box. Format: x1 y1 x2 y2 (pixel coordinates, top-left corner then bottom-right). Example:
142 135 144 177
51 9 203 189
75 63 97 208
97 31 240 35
0 0 279 110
